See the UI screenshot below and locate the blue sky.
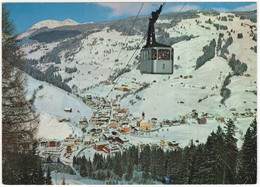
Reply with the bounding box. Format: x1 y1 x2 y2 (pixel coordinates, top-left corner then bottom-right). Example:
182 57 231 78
5 2 257 34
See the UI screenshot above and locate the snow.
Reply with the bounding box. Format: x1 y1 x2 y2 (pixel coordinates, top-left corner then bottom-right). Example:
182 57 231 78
51 172 104 185
22 11 256 149
26 75 92 140
124 117 252 148
37 113 73 140
30 19 79 30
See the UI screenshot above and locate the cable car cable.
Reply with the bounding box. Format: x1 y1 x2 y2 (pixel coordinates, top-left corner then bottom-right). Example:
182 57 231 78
106 3 169 98
108 3 144 80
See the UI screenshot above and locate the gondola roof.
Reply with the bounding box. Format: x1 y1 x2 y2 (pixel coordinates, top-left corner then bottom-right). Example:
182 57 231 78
143 42 171 49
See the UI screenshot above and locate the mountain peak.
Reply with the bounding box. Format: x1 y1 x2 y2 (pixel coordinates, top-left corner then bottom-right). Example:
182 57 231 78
30 19 79 30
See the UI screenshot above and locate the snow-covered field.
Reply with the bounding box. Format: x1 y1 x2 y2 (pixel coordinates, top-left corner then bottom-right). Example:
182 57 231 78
26 75 92 140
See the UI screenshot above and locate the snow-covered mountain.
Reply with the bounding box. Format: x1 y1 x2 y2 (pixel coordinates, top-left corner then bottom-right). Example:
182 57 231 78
20 10 257 145
31 19 79 30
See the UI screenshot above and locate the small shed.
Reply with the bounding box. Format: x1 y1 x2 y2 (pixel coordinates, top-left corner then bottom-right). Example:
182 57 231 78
64 108 72 112
197 118 207 124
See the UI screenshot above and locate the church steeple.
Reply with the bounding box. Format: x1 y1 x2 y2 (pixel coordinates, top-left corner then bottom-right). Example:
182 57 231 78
142 112 145 121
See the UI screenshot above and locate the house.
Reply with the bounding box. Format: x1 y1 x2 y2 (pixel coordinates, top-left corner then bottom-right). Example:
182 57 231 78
66 145 78 153
40 140 47 148
83 133 92 139
102 132 113 140
64 108 72 112
109 123 118 129
93 136 100 143
64 137 75 142
216 117 225 123
74 139 82 145
100 124 108 130
79 120 88 125
114 87 131 92
197 118 207 124
120 125 130 133
191 112 198 118
86 95 92 100
151 118 158 123
59 118 70 122
94 141 109 151
161 140 169 146
103 144 121 154
47 140 60 147
83 138 93 145
115 136 129 144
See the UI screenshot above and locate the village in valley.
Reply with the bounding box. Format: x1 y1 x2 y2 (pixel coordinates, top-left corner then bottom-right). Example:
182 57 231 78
36 89 256 165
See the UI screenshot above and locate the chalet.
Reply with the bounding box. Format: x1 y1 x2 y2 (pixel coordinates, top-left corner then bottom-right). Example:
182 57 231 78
86 95 92 100
216 117 225 123
88 101 95 106
79 120 88 125
230 108 236 111
161 140 179 148
64 108 72 112
59 118 70 122
114 87 131 92
115 136 129 144
74 139 82 145
83 133 92 139
197 118 207 124
93 136 100 143
64 137 75 142
94 141 109 151
114 108 127 113
168 142 179 147
102 132 113 140
191 112 198 118
111 131 119 136
151 118 158 123
120 125 130 133
112 102 118 107
97 118 109 123
90 128 101 133
103 144 120 154
39 140 47 148
94 123 104 128
66 145 78 153
100 124 108 130
47 140 60 147
84 138 93 145
161 140 169 146
109 123 118 129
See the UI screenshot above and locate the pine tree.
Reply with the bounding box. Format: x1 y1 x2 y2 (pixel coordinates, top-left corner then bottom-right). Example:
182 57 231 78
125 159 134 181
34 162 45 184
223 119 238 184
191 143 207 184
202 127 226 184
80 156 88 177
46 167 52 185
237 118 257 184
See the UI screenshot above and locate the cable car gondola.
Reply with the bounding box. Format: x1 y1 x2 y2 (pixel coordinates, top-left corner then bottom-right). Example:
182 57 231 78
140 4 174 74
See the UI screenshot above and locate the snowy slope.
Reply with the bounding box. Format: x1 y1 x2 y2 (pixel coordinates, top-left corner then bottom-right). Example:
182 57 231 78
26 75 92 140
